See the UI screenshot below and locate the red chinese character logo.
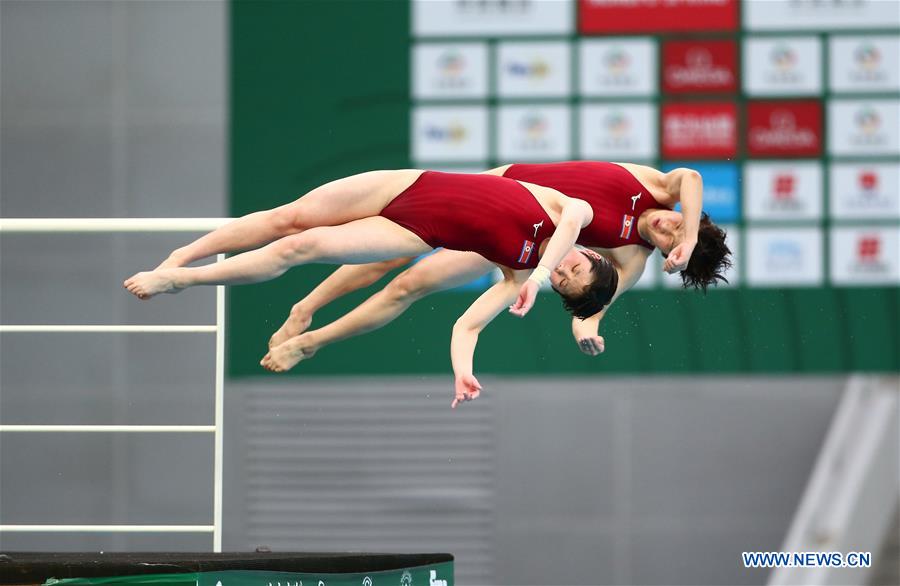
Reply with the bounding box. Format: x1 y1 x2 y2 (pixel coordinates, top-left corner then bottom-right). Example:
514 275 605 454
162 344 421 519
857 237 880 262
773 174 795 200
859 171 878 192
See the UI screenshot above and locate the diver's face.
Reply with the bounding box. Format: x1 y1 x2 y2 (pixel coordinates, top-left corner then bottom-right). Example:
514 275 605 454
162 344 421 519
645 210 685 254
551 249 599 296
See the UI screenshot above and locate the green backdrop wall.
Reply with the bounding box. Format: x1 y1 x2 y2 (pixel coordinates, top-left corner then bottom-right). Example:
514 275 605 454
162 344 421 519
229 0 899 377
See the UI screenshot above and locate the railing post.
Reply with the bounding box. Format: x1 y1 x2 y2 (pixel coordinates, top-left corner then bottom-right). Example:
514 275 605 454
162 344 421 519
214 255 226 552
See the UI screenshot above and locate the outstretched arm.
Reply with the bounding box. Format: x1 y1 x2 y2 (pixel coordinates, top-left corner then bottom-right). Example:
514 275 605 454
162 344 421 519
450 270 524 408
572 249 651 355
660 167 703 273
509 198 594 317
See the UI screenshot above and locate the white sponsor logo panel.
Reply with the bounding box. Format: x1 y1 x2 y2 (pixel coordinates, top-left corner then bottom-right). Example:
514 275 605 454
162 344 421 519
830 227 900 285
744 0 900 31
743 161 823 221
579 38 658 97
579 103 658 160
413 0 574 37
412 43 489 99
663 225 740 289
743 37 822 96
829 36 900 94
828 99 900 156
497 104 572 162
412 106 488 163
747 227 823 287
497 41 572 98
830 163 900 220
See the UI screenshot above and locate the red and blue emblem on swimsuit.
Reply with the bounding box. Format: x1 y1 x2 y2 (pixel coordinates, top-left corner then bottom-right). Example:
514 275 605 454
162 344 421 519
620 214 635 239
517 219 545 264
518 240 535 264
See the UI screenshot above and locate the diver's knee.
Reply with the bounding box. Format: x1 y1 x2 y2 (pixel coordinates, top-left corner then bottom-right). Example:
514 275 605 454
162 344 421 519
387 268 437 301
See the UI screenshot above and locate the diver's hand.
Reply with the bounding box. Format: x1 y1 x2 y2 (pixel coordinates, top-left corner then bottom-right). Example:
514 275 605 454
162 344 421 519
663 239 696 273
509 280 539 317
452 373 482 408
576 335 605 356
572 317 604 355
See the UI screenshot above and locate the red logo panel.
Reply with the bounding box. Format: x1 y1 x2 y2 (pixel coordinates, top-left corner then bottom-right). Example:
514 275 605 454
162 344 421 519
859 171 878 191
857 236 881 262
580 0 738 33
773 174 795 201
662 102 738 159
747 101 822 157
663 40 737 94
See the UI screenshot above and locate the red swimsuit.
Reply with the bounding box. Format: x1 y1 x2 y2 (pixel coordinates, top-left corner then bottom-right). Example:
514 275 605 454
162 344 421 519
380 171 554 269
379 162 667 269
504 161 666 250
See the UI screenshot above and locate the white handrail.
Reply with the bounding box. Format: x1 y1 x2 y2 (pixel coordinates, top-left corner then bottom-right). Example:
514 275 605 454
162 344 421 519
0 425 216 433
0 325 217 333
0 525 215 533
0 218 226 552
0 218 231 232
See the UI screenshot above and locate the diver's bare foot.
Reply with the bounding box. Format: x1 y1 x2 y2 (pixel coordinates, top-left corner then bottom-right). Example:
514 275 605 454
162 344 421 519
260 334 319 372
268 306 313 348
123 269 183 299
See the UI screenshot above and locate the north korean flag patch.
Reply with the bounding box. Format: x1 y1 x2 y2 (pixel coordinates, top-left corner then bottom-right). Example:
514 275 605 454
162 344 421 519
620 214 635 239
518 239 535 264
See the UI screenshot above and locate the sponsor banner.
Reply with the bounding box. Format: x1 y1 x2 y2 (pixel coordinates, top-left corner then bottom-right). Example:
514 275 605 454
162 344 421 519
412 105 488 163
497 104 572 162
830 227 900 286
579 38 657 97
743 161 823 221
497 41 572 98
662 39 737 94
830 163 900 220
579 103 657 160
412 43 489 100
413 0 574 37
746 100 822 157
830 36 900 94
663 224 740 288
828 99 900 157
744 0 900 31
662 162 740 223
661 102 738 159
580 0 738 33
747 227 823 287
743 37 822 96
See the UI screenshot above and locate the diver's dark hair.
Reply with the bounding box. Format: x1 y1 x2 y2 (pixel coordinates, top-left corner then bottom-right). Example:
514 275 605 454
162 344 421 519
558 253 618 320
681 212 732 293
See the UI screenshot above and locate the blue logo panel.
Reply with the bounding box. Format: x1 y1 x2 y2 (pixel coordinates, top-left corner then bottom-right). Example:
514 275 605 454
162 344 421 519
662 162 740 223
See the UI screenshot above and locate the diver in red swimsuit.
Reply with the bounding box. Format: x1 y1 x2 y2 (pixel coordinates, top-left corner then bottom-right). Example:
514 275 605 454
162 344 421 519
264 162 732 399
123 168 620 403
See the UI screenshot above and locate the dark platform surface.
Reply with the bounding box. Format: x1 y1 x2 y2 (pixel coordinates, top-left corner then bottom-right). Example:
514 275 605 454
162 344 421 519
0 552 454 584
